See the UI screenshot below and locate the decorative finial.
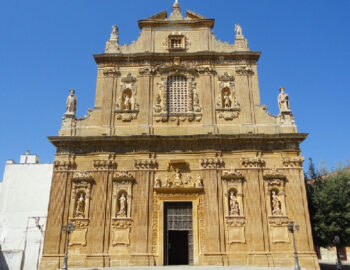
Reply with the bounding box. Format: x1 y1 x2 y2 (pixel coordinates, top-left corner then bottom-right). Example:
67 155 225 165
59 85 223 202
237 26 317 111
169 0 182 19
235 24 243 36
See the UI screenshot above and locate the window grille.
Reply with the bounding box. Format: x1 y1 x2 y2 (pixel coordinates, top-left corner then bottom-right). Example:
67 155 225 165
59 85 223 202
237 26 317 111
167 76 188 114
170 39 182 49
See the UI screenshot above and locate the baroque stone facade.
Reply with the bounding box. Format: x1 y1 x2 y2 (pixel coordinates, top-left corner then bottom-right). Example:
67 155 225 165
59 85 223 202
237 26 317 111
40 2 319 270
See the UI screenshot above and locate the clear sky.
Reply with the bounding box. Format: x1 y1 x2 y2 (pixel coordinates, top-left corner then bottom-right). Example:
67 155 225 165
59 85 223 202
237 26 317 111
0 0 349 179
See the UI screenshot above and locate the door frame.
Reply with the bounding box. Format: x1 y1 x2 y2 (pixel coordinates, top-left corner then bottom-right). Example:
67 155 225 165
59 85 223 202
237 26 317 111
156 196 200 266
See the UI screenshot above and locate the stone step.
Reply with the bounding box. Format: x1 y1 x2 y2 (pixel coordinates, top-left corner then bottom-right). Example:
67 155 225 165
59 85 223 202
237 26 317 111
70 266 294 270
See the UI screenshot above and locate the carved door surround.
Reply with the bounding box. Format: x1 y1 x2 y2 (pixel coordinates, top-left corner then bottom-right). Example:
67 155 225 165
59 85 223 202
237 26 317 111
263 168 290 243
111 170 135 246
69 171 94 247
153 64 202 123
115 73 139 122
222 170 246 244
216 72 240 120
152 192 201 266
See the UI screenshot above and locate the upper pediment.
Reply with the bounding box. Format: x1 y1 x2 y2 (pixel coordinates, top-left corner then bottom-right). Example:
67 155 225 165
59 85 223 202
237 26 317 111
138 1 214 29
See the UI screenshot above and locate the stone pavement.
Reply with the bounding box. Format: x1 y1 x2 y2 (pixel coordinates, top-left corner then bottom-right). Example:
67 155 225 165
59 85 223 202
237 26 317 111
70 266 295 270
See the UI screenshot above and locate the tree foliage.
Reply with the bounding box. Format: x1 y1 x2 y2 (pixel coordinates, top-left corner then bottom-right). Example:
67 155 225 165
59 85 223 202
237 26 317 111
307 172 350 247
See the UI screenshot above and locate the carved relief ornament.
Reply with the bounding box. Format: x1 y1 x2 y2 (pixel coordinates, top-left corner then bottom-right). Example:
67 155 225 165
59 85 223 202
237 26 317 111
153 172 204 193
134 159 158 170
200 157 224 169
93 156 117 171
216 72 240 120
54 159 76 171
241 156 266 168
235 66 254 76
153 64 202 123
282 156 304 168
101 66 121 77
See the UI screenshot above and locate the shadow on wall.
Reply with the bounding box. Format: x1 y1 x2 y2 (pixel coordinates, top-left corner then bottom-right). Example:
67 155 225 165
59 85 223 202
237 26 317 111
0 245 9 270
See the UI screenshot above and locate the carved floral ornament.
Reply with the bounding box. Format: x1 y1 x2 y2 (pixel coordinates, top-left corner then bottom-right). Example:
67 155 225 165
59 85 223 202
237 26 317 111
241 156 266 168
101 66 121 77
112 170 135 182
221 170 244 181
93 157 117 171
54 159 76 171
282 156 305 168
134 159 158 170
235 66 254 76
225 216 246 227
216 72 240 120
200 157 224 169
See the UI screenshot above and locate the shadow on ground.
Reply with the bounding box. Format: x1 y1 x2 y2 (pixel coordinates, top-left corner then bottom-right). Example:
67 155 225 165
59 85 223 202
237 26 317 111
320 263 350 270
0 246 9 270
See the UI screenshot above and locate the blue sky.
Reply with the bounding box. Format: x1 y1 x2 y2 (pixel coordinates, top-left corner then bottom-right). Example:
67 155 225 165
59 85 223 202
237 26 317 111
0 0 349 179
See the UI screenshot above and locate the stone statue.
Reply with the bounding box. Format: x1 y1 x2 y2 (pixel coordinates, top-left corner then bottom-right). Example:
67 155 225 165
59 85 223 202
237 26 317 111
165 175 172 188
117 193 127 218
229 192 240 216
196 174 203 187
154 176 162 188
174 169 182 186
235 24 243 36
124 94 131 111
65 89 77 116
110 25 119 42
75 193 85 218
278 87 290 113
223 92 231 108
271 191 282 215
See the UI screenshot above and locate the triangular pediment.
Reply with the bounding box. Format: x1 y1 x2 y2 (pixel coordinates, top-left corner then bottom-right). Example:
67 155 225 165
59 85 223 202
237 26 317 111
145 10 168 20
186 10 208 20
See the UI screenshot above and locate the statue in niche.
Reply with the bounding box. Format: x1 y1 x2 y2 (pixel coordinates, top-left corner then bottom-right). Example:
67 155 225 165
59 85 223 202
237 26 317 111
117 193 127 218
65 89 77 115
123 93 131 111
154 176 162 188
271 190 282 215
196 174 203 187
174 169 182 186
229 192 240 216
278 87 290 112
235 24 243 36
223 91 232 108
74 193 85 218
165 175 172 188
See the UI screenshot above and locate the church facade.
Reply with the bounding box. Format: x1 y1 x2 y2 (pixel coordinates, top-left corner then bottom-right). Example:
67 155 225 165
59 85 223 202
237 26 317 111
40 2 319 269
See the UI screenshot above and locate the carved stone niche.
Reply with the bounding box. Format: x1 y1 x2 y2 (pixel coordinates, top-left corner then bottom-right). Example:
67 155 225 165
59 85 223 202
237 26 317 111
153 64 202 124
69 171 93 247
222 170 246 244
111 170 135 246
115 73 139 122
216 72 240 120
263 168 289 243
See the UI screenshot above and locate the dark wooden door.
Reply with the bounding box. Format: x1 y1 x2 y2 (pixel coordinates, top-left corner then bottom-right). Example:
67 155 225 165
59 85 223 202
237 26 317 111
164 202 193 265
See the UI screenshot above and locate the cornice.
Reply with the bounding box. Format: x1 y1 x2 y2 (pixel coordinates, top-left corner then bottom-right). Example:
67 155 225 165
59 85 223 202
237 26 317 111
138 18 215 29
93 51 261 65
48 133 308 154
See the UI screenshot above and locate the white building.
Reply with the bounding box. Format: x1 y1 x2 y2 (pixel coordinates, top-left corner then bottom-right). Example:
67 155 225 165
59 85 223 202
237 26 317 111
0 151 53 270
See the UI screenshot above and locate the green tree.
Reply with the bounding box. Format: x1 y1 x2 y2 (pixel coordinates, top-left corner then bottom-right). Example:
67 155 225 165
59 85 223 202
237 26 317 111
309 172 350 247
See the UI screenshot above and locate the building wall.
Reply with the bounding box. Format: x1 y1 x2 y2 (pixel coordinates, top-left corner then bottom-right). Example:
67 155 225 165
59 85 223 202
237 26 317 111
0 156 53 270
41 2 318 270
